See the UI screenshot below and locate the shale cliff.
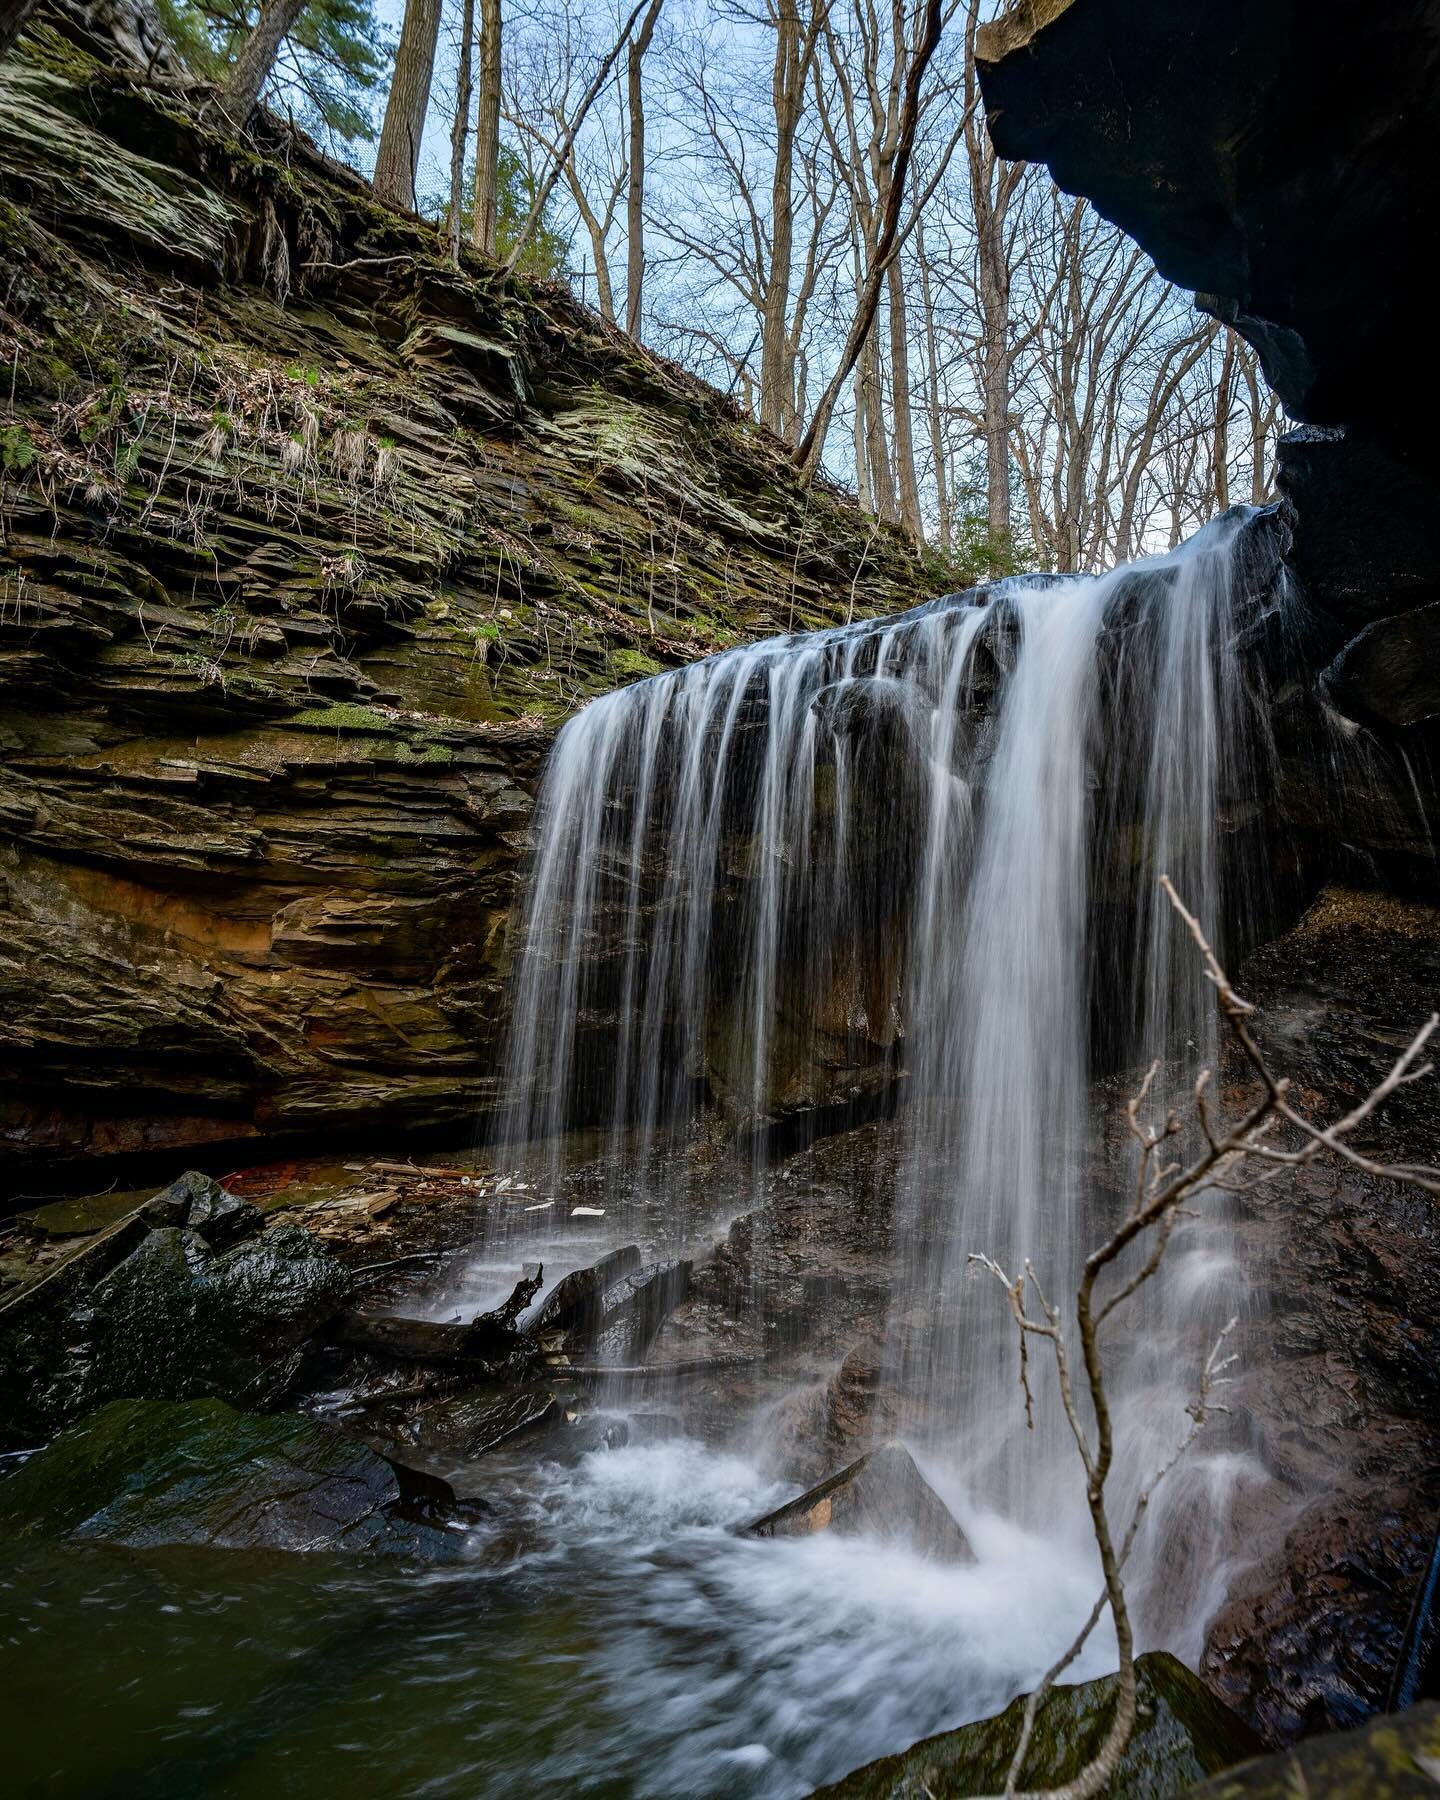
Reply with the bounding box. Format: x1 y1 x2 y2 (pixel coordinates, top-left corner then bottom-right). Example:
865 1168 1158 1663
0 6 945 1179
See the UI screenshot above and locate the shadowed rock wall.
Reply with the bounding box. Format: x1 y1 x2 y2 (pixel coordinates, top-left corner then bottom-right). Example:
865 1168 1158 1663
977 0 1440 770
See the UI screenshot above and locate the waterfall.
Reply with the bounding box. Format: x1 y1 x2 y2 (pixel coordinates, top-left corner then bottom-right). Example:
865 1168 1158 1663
486 508 1280 1648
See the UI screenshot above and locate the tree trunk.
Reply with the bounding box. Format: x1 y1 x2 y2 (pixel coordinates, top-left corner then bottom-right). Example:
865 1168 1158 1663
978 247 1012 545
1212 327 1236 512
760 0 805 438
916 217 950 548
374 0 444 213
448 0 476 265
220 0 309 124
625 0 663 339
852 363 872 512
471 0 502 255
861 326 895 521
887 254 923 542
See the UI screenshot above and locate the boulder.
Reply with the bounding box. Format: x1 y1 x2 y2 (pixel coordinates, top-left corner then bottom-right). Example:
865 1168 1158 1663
139 1170 263 1246
812 1651 1264 1798
1187 1701 1440 1797
747 1442 973 1563
767 1338 902 1488
0 1397 480 1556
1322 602 1440 729
67 1221 349 1415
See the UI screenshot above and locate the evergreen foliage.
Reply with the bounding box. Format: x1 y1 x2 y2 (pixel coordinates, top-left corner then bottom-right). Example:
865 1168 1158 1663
156 0 389 144
423 146 571 282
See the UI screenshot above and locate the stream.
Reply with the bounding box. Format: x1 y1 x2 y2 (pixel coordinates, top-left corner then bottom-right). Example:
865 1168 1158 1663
3 1431 1113 1798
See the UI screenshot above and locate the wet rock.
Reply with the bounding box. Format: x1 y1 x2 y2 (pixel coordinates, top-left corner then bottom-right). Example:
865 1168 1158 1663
812 1650 1264 1798
1197 888 1440 1739
140 1172 263 1246
139 1176 199 1230
592 1258 693 1362
1322 602 1440 729
68 1221 349 1416
534 1245 643 1340
747 1442 973 1563
771 1337 901 1487
409 1386 559 1459
1188 1701 1440 1797
0 1397 478 1556
545 1411 632 1463
189 1185 264 1250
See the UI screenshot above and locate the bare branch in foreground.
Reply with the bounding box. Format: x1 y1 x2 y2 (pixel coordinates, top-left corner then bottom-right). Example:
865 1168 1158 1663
967 878 1439 1800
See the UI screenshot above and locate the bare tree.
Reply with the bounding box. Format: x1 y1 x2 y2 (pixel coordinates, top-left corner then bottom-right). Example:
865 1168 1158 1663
449 0 477 264
625 0 665 337
374 0 445 212
795 0 949 481
971 877 1438 1799
471 0 503 254
503 0 650 276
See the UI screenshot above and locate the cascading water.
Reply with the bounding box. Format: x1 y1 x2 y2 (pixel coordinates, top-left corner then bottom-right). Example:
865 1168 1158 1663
475 506 1284 1677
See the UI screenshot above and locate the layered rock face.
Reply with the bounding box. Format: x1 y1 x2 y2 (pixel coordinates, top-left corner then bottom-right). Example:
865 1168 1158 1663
0 7 937 1176
977 0 1440 764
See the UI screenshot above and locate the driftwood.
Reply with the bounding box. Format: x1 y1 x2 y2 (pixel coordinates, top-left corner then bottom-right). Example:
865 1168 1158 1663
338 1264 544 1364
367 1161 476 1180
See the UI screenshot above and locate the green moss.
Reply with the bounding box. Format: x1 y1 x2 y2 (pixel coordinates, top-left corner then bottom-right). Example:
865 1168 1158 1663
610 647 665 681
1191 1704 1440 1796
15 20 102 80
814 1653 1264 1799
289 703 395 733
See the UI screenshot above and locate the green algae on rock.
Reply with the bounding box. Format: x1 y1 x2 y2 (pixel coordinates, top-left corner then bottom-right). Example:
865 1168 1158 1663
0 1396 474 1555
811 1652 1264 1798
1187 1703 1440 1797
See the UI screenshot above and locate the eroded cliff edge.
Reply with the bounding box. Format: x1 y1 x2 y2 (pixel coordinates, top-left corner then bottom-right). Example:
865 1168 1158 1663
0 7 946 1176
977 0 1440 731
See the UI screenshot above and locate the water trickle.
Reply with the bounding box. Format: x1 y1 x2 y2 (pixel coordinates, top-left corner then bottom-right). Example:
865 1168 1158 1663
484 507 1282 1652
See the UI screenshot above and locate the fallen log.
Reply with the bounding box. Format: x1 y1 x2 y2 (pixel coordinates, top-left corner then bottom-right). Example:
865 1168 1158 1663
338 1265 544 1364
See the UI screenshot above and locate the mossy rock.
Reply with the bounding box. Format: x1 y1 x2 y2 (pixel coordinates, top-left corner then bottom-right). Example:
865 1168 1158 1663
0 1397 470 1556
1187 1702 1440 1796
289 702 398 733
813 1653 1265 1798
610 647 665 681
